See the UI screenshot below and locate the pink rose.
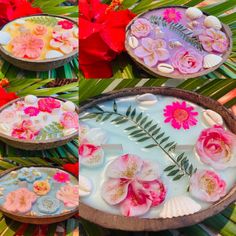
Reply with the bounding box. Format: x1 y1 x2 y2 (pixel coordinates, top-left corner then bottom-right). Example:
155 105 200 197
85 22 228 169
60 112 78 129
24 106 40 117
0 110 16 123
189 169 226 202
196 125 236 170
38 97 61 113
172 49 203 74
131 18 152 38
34 24 47 35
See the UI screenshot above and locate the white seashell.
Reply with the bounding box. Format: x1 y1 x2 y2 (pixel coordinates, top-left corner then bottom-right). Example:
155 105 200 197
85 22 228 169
203 54 222 69
15 19 26 25
169 40 182 49
186 7 203 20
204 16 222 30
62 101 76 112
79 175 92 197
136 93 157 106
63 128 77 136
155 28 165 39
187 21 199 29
203 109 223 126
45 50 64 59
159 196 201 218
157 63 174 74
128 36 139 49
0 31 11 45
25 95 37 104
0 123 10 133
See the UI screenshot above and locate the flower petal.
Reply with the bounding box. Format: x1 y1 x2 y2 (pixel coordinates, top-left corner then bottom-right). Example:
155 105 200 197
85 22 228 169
136 161 159 181
134 46 151 58
143 53 158 67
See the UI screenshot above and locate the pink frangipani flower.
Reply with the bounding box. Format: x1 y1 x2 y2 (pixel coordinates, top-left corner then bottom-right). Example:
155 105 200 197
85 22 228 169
134 37 169 67
163 8 182 23
196 125 236 170
189 169 226 202
164 101 198 130
101 154 166 217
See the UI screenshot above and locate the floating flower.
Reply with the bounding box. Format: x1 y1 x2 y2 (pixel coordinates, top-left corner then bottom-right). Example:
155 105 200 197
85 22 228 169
50 30 77 54
37 196 60 214
196 125 236 170
24 106 40 117
33 180 51 196
33 24 47 35
0 110 16 123
38 97 61 113
101 154 166 217
0 87 18 108
199 28 228 53
58 20 74 30
131 18 152 38
3 188 37 213
18 167 42 183
53 171 70 183
172 49 203 74
164 101 198 130
14 101 25 111
163 8 182 23
134 37 169 67
12 120 40 140
189 169 226 202
60 112 78 129
56 184 79 208
11 33 44 59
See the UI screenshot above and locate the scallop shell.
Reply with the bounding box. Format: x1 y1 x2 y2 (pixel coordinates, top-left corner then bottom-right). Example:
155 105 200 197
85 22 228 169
128 36 139 49
25 95 37 104
62 101 76 112
203 109 223 126
186 7 203 20
15 19 26 25
203 54 222 69
204 16 222 30
0 31 11 45
79 175 92 197
136 93 157 106
159 196 201 218
45 50 64 59
157 63 174 74
169 40 182 49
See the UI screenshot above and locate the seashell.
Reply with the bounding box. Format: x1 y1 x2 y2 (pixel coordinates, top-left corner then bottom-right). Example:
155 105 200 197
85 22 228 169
128 36 139 49
62 101 76 112
159 196 201 218
187 21 199 29
0 31 11 45
45 50 64 59
155 27 165 39
0 123 10 133
63 128 77 136
79 175 92 197
204 16 222 30
136 93 158 106
15 19 26 25
157 63 174 74
203 109 223 126
25 95 37 104
186 7 203 20
169 40 182 49
203 54 222 69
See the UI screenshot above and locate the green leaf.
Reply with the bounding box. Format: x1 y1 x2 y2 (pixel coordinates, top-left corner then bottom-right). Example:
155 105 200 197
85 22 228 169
167 169 179 176
164 165 176 171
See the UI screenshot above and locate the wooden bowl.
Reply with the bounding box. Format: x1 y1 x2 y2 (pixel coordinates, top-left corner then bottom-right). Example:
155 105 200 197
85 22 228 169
125 6 233 79
0 166 78 224
0 97 79 150
0 14 78 71
79 87 236 231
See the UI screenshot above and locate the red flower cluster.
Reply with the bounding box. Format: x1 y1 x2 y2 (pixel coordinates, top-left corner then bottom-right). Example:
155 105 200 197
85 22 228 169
79 0 135 78
0 0 42 27
0 87 18 107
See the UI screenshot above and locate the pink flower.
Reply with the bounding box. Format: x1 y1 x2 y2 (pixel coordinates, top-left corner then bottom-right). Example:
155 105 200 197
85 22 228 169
12 120 40 140
196 125 236 170
58 20 74 30
101 154 166 217
53 171 70 183
38 97 61 113
50 29 78 54
14 101 25 111
164 101 198 130
199 28 228 53
60 112 78 129
56 184 78 208
24 106 40 117
189 170 226 202
34 24 47 36
134 37 169 67
3 188 37 213
11 33 44 59
172 49 203 74
163 8 182 23
0 110 16 123
131 18 152 38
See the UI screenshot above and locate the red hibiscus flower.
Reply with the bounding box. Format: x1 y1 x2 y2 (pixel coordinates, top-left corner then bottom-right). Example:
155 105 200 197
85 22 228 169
0 0 42 27
79 0 136 78
63 162 78 177
0 87 18 107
